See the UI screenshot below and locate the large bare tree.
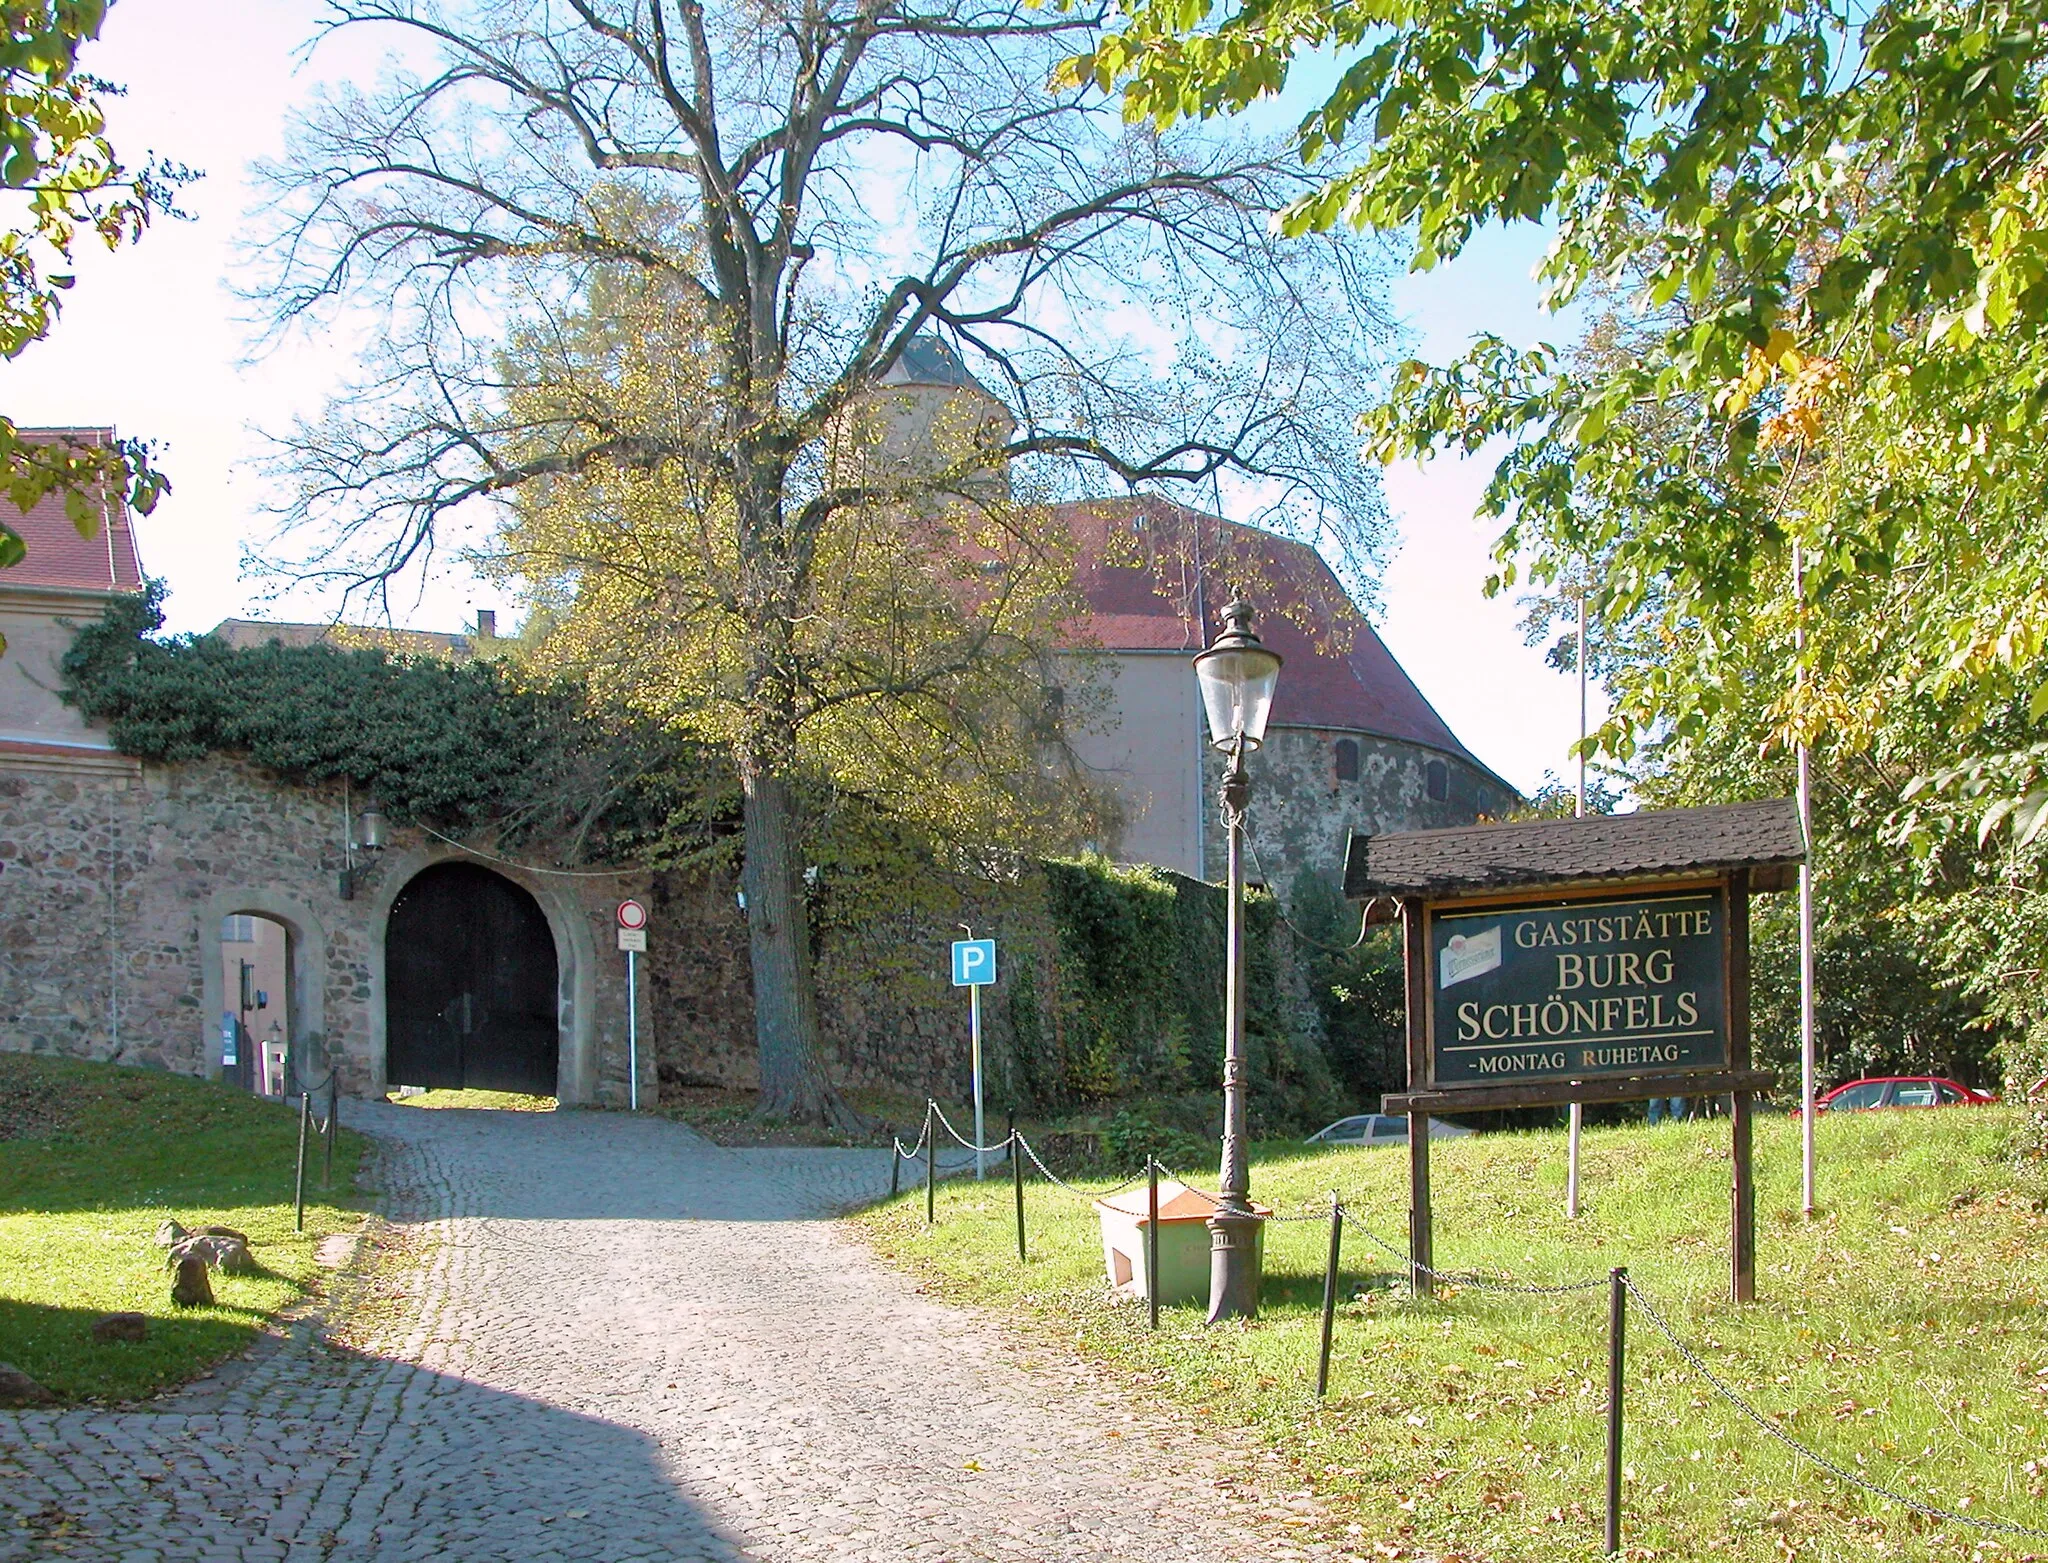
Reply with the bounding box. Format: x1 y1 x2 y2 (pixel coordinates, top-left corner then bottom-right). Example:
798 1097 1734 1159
254 0 1395 1124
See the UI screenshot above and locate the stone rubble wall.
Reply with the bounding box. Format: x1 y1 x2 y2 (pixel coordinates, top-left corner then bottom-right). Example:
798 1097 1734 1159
1205 728 1519 893
2 739 1444 1113
644 865 1026 1108
1 751 1012 1111
0 755 651 1107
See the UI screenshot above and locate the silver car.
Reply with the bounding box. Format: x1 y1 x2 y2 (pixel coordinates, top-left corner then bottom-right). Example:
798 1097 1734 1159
1305 1113 1474 1147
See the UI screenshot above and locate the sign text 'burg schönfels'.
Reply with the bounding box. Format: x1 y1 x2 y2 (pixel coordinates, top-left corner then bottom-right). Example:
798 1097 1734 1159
1426 889 1729 1086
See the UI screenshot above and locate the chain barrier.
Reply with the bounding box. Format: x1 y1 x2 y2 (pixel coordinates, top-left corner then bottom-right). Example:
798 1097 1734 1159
302 1067 340 1132
1264 1202 1345 1224
928 1101 1021 1156
1617 1275 2048 1540
891 1130 2048 1545
1340 1204 1611 1295
891 1114 931 1162
1014 1133 1152 1199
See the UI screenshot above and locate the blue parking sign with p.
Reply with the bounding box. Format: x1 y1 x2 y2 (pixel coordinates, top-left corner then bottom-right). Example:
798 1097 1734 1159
951 938 997 987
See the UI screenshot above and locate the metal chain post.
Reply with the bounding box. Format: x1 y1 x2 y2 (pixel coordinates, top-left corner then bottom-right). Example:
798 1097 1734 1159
294 1089 311 1233
1011 1130 1027 1263
1316 1193 1344 1398
1606 1266 1627 1556
1146 1156 1160 1330
890 1132 902 1199
924 1102 936 1226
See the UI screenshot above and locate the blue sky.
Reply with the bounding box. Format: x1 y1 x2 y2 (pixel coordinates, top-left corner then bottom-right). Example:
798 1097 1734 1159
0 0 1601 796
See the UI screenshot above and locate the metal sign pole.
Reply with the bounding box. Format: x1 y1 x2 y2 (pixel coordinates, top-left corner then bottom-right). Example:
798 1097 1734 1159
971 981 985 1181
616 900 650 1113
1567 1103 1583 1218
951 934 996 1180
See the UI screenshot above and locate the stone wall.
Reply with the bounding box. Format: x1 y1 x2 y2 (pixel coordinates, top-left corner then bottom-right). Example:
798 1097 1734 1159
0 745 1031 1112
1 744 1382 1115
644 865 1023 1107
0 754 656 1107
1202 729 1519 893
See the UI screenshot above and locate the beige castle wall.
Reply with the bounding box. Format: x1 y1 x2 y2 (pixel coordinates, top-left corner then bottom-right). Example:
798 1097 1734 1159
1058 650 1205 878
0 586 126 754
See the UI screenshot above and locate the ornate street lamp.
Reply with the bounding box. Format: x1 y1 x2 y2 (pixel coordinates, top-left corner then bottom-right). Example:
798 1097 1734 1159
1192 598 1282 1323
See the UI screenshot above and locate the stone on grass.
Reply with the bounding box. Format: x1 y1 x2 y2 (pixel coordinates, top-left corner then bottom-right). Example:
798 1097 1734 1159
170 1254 213 1308
153 1219 188 1248
0 1362 55 1405
167 1233 255 1275
91 1312 149 1344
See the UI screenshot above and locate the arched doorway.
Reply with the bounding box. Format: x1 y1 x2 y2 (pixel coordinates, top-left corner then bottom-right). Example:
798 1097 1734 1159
219 913 291 1095
385 863 560 1095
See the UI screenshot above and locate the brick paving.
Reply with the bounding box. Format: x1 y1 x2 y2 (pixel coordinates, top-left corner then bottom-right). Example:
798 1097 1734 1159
0 1103 1334 1561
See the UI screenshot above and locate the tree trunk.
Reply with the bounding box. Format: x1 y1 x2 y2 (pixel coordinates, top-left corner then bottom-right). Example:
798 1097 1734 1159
741 769 867 1131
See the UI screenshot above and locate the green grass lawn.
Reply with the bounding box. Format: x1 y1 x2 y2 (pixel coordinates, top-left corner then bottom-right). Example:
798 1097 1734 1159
856 1109 2048 1562
0 1053 368 1402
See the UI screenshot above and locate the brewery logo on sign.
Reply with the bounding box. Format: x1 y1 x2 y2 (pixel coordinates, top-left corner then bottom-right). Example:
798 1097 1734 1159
1439 924 1502 988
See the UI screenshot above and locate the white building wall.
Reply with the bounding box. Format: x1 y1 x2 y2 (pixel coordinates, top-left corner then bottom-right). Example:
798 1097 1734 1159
1059 650 1205 878
0 586 124 756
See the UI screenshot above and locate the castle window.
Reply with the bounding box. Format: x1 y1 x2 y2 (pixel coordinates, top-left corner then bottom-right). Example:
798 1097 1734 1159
1333 738 1359 781
1425 760 1449 802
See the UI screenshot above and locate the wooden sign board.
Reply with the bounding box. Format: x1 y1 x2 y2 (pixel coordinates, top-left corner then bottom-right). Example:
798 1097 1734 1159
1349 801 1806 1310
1427 886 1729 1088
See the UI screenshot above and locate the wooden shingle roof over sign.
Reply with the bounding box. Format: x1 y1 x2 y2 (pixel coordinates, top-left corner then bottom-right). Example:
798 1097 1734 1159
1343 798 1806 901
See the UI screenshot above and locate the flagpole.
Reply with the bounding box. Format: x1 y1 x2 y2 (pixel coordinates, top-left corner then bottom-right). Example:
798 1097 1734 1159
1795 542 1817 1217
1568 580 1587 1220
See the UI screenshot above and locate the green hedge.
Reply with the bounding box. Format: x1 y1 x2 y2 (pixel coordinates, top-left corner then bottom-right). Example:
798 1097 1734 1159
1006 856 1342 1135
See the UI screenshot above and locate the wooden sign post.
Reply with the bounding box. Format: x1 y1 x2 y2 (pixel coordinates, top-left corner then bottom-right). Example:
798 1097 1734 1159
1348 800 1804 1305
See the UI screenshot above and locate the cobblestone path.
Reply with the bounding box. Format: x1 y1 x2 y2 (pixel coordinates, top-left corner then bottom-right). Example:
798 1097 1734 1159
1 1104 1331 1562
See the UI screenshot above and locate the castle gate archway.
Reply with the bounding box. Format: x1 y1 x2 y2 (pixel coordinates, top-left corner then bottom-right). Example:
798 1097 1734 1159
385 862 560 1096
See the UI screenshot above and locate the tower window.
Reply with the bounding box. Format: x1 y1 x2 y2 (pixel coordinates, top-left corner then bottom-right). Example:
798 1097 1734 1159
1425 760 1449 802
1333 739 1359 782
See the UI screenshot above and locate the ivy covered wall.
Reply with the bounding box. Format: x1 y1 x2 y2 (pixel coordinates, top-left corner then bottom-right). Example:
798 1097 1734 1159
1000 857 1343 1135
51 594 1352 1129
61 584 729 861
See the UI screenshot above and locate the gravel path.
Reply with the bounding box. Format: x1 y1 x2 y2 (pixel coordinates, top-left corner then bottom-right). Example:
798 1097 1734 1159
0 1103 1334 1562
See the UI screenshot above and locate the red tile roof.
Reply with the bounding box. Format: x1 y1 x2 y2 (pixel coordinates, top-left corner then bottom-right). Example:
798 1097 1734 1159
0 428 142 593
1056 497 1497 775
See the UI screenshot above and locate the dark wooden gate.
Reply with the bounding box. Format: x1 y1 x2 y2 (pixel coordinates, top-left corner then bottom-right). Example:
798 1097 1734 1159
385 863 560 1096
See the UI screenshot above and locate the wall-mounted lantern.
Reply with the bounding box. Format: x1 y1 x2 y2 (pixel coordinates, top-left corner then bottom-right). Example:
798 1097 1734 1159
353 801 388 853
339 787 389 901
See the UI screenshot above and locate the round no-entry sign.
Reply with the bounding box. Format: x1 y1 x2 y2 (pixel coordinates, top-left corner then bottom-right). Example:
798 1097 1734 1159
616 899 649 931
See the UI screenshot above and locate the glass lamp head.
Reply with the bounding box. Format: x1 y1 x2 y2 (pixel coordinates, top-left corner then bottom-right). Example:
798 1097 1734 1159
1193 599 1282 750
353 801 389 852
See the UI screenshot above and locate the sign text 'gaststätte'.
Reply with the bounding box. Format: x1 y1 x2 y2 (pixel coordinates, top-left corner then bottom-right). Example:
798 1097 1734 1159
1427 889 1729 1086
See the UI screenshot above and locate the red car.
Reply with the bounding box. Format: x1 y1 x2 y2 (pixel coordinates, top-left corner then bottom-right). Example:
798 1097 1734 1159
1812 1076 1999 1113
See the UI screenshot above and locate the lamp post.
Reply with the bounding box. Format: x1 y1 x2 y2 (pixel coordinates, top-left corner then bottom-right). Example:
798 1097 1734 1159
1192 599 1282 1324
